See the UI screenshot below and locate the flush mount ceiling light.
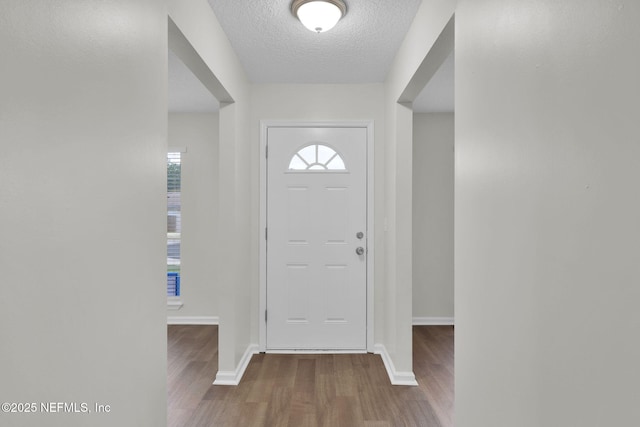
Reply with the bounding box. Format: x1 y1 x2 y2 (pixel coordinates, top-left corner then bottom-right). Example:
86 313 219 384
291 0 347 33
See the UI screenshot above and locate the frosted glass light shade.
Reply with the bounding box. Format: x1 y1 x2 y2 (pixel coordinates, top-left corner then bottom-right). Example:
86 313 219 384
292 0 346 33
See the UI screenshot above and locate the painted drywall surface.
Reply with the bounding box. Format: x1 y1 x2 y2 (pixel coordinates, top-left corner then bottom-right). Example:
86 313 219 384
386 0 458 103
0 1 167 426
382 101 399 358
215 100 252 373
384 103 415 371
169 0 252 375
232 98 253 365
412 113 454 318
217 99 253 375
383 0 456 374
456 1 640 426
249 84 386 345
167 113 219 319
168 0 247 102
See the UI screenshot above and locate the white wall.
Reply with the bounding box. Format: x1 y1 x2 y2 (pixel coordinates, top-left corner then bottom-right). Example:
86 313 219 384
0 1 167 426
412 113 454 320
249 83 386 344
167 113 219 321
384 0 456 376
456 1 640 425
168 0 252 379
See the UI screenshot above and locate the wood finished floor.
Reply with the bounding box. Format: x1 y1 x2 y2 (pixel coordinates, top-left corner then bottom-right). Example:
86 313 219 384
168 326 453 427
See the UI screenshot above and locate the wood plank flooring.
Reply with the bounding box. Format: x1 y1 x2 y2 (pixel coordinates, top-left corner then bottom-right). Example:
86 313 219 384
168 326 453 427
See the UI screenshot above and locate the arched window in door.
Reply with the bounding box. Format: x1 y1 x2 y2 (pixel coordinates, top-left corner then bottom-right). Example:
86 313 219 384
288 144 346 171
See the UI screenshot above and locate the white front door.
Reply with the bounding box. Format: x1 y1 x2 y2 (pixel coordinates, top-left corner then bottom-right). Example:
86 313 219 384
266 127 367 350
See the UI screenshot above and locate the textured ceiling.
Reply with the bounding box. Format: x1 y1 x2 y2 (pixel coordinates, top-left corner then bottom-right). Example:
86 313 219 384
207 0 422 83
168 0 454 113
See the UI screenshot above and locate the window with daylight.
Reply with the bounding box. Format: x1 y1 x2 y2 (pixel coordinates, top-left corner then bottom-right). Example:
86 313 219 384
288 144 346 171
167 152 181 297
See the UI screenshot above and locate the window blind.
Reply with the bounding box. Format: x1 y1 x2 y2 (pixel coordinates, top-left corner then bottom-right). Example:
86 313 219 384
167 152 181 297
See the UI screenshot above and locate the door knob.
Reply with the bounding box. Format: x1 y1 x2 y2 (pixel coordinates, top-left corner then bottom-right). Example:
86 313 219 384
356 247 365 255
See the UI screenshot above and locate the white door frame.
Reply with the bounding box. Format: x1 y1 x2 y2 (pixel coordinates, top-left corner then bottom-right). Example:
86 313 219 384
259 120 375 353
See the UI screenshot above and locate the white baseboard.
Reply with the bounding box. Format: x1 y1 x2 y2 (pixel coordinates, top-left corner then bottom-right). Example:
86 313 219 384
374 344 418 386
167 316 219 325
413 317 455 326
213 344 259 386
